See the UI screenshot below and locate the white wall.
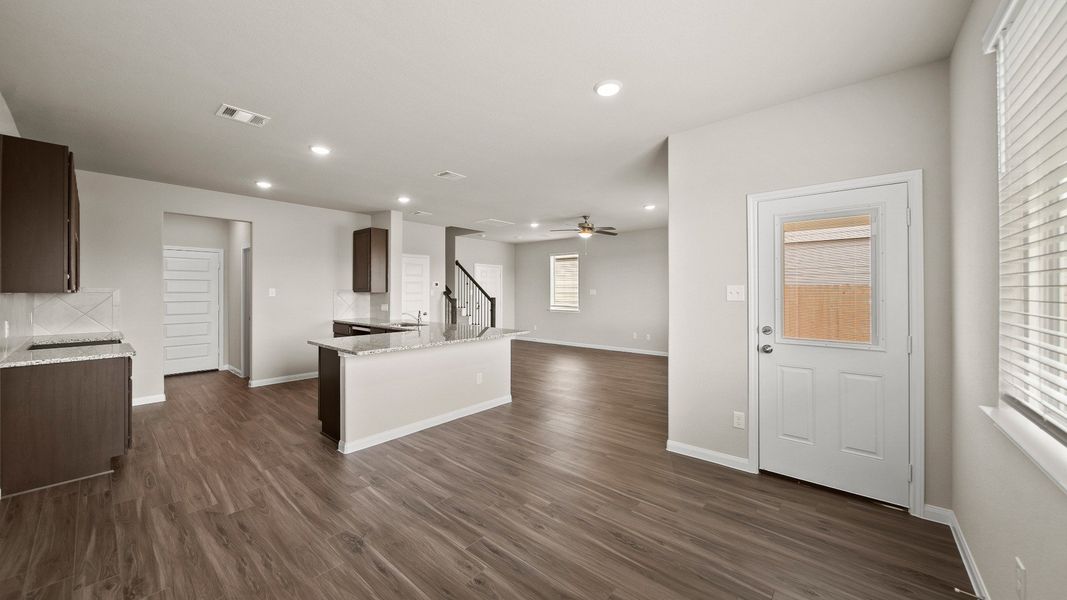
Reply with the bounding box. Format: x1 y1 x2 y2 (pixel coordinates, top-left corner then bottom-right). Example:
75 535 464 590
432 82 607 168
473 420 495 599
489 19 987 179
949 1 1067 597
667 61 953 507
163 212 230 249
402 221 446 323
514 228 668 354
78 171 371 398
0 89 18 137
455 236 516 328
227 221 251 375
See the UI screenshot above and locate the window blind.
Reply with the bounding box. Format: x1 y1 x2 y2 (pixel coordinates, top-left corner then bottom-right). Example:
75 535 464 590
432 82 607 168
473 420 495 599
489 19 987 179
550 254 579 311
995 0 1067 435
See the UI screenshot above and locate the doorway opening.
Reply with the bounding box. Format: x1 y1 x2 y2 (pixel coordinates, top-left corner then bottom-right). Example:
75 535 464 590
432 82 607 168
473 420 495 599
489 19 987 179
162 213 252 379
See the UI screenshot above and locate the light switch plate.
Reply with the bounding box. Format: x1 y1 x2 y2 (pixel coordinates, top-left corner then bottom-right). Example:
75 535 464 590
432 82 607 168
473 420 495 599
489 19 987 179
733 411 746 429
726 285 746 302
589 288 597 296
268 287 277 297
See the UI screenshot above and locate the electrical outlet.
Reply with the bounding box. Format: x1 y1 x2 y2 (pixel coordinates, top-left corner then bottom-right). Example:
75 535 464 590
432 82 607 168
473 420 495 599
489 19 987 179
633 332 638 340
733 411 746 429
533 325 538 331
3 320 8 339
380 304 389 312
476 372 483 385
726 285 746 302
645 333 651 341
1015 557 1026 599
268 287 277 297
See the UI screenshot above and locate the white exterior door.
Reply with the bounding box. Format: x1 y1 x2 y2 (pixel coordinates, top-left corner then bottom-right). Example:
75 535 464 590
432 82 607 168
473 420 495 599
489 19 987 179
401 254 431 319
474 263 503 325
163 248 221 375
756 182 910 506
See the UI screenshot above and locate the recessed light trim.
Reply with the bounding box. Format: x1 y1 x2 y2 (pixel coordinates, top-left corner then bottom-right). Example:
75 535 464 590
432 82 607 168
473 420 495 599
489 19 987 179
644 204 656 210
594 80 622 97
310 145 331 156
256 180 272 189
530 222 540 228
397 196 411 204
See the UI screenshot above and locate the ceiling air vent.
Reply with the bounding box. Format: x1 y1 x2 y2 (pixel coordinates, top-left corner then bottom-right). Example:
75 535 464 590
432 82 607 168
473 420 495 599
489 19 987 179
215 104 271 127
411 210 433 216
473 218 515 228
434 170 467 181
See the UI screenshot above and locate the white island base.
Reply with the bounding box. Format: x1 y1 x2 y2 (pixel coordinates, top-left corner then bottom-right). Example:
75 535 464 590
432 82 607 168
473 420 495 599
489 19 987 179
333 336 512 453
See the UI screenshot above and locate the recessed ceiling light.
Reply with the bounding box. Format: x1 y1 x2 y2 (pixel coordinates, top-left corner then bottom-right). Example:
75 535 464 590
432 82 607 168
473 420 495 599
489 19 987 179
256 180 272 189
530 222 540 228
310 145 331 156
644 204 656 210
594 80 622 97
397 196 411 204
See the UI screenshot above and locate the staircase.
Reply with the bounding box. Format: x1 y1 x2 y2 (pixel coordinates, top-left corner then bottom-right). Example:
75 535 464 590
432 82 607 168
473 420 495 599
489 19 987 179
444 260 496 327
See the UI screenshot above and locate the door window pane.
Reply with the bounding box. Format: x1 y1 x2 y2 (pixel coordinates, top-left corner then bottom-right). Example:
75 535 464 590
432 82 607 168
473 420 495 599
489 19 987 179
782 214 873 343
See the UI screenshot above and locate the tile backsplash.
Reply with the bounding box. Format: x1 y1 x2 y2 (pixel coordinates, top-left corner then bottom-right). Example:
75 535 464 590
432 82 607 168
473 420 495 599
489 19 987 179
334 289 370 320
32 288 120 336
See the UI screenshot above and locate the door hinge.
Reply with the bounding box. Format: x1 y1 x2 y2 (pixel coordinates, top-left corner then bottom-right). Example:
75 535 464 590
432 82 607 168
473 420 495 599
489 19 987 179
907 335 913 355
905 207 912 227
908 464 914 483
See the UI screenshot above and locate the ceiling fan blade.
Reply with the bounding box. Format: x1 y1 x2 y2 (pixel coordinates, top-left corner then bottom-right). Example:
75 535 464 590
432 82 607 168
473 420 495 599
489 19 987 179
597 226 617 231
594 230 618 236
550 228 580 232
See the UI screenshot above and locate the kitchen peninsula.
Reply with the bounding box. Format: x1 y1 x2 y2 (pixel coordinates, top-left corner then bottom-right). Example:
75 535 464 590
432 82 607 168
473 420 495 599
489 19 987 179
308 321 527 453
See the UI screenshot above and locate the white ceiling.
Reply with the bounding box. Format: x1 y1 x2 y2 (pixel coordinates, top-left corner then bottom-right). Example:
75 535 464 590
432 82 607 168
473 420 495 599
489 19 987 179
0 0 969 242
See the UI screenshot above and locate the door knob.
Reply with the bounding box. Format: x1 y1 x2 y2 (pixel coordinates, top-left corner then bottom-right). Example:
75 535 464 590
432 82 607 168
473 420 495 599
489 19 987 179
760 344 774 354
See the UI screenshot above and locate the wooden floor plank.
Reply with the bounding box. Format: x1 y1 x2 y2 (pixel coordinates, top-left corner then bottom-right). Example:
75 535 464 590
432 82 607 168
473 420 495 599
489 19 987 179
0 340 972 599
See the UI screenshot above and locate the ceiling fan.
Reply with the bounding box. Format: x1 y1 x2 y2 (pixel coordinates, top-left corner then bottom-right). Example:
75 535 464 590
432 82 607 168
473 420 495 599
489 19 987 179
550 215 618 238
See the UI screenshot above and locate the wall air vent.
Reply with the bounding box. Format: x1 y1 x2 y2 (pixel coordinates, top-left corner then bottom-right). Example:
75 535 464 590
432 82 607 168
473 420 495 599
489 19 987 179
473 218 515 228
434 170 467 181
215 104 271 127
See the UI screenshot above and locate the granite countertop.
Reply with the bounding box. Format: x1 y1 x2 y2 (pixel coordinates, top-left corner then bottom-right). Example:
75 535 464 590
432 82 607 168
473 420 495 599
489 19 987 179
0 331 136 369
309 322 529 356
332 317 418 331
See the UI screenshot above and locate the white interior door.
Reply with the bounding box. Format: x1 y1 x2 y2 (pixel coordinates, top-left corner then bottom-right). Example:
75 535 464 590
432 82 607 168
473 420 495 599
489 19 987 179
474 263 503 325
401 254 431 319
756 182 910 506
163 248 221 375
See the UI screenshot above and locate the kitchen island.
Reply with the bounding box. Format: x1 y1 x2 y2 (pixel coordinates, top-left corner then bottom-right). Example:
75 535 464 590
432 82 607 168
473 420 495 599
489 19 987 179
308 322 527 453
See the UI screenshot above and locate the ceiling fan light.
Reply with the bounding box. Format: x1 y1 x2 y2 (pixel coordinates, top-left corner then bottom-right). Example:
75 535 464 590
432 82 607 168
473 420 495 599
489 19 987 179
578 231 593 239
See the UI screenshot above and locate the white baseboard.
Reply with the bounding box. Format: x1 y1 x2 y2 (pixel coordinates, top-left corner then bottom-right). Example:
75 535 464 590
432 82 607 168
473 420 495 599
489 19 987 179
132 393 166 406
339 395 512 454
519 337 668 357
248 371 317 388
922 505 988 599
666 440 758 474
223 364 245 378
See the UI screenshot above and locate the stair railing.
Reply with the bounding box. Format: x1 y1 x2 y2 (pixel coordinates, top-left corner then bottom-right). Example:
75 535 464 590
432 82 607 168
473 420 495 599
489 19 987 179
452 260 496 327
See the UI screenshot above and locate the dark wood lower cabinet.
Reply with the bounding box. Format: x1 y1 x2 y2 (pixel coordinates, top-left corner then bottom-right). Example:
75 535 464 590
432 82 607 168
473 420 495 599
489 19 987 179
318 348 341 442
0 357 132 495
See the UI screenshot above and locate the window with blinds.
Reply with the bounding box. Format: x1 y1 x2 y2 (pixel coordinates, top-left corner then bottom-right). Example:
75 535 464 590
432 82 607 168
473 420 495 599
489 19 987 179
993 0 1067 437
550 254 579 311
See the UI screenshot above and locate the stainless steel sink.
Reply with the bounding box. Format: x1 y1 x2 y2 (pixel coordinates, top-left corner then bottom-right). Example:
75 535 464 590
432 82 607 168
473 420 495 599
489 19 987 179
29 339 117 350
388 321 424 328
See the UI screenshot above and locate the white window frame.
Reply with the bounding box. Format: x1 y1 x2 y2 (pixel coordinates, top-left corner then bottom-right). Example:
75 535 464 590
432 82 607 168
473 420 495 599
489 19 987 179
982 0 1067 496
549 253 580 312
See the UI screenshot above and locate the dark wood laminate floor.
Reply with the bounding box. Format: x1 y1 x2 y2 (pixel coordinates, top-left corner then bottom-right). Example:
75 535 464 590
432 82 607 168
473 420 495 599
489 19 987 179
0 340 971 599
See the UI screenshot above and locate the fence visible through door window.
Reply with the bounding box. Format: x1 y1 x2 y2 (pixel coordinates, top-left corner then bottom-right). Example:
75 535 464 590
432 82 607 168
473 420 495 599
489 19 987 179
780 213 874 344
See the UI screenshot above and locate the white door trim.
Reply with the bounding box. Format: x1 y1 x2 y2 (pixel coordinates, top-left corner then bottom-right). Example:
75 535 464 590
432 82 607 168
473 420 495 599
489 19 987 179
746 170 925 516
163 245 225 372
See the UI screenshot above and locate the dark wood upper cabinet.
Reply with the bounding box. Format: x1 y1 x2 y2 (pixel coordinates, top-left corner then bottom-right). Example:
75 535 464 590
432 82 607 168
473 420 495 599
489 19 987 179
0 134 81 293
353 227 388 293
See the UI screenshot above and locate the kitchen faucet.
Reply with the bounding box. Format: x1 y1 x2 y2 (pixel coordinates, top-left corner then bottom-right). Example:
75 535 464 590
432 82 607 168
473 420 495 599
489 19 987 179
401 311 423 326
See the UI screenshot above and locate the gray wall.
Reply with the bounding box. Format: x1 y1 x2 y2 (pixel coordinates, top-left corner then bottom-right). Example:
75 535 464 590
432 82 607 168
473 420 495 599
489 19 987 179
667 61 953 507
514 228 668 354
402 221 447 323
79 170 371 398
949 0 1067 597
456 236 516 328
